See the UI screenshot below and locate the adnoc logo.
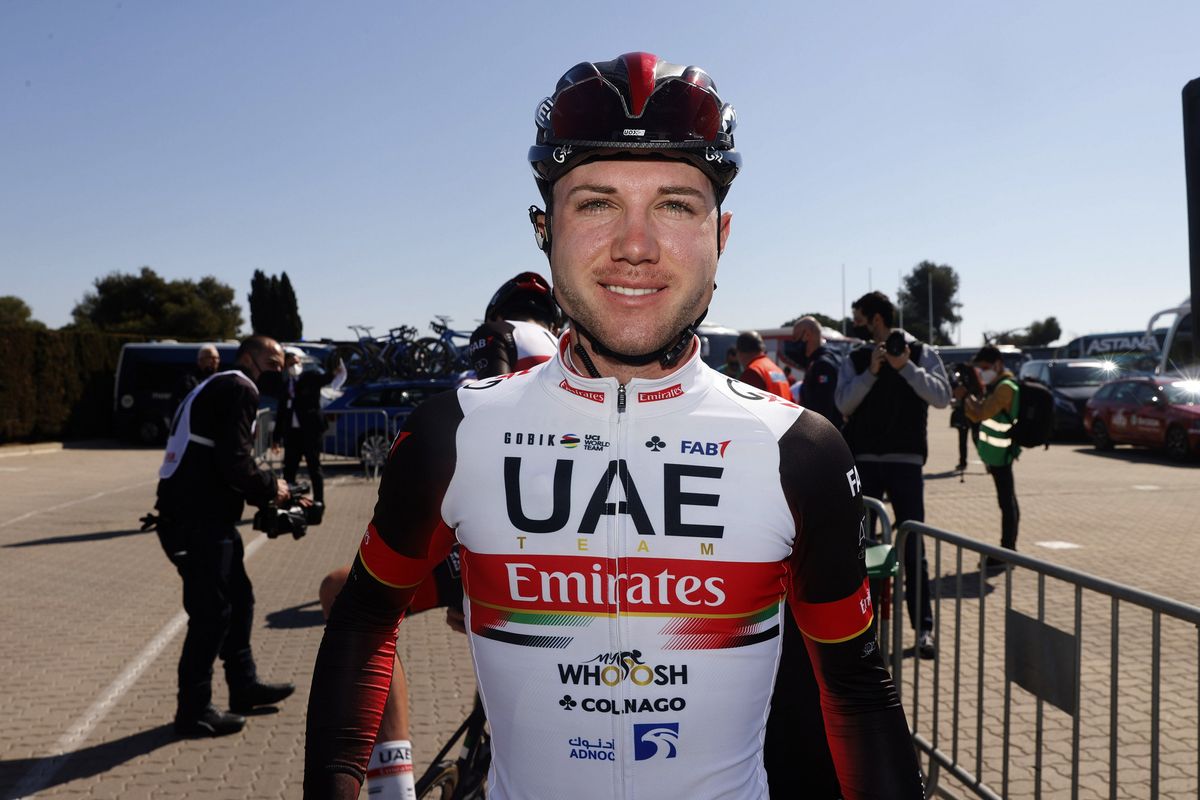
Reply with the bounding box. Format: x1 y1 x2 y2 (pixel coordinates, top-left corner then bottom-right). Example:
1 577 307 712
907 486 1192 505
633 723 680 761
561 434 580 449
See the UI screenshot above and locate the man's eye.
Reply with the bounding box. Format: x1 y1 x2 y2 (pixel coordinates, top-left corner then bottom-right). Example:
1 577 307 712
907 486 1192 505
661 200 696 215
576 198 611 212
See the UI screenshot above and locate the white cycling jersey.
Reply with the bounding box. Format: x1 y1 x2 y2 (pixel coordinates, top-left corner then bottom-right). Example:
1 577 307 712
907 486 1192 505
307 334 923 800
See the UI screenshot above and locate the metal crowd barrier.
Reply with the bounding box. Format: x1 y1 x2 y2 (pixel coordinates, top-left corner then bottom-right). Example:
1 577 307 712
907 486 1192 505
889 521 1200 800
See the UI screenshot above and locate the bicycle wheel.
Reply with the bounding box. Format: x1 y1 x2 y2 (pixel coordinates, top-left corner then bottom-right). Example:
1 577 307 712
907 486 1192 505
412 338 453 377
415 760 459 799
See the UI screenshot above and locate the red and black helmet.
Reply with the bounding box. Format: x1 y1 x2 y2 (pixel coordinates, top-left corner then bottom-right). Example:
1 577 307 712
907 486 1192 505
529 52 741 205
485 271 559 326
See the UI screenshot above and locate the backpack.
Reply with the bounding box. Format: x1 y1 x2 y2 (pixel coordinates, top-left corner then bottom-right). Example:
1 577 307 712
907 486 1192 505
1012 379 1054 448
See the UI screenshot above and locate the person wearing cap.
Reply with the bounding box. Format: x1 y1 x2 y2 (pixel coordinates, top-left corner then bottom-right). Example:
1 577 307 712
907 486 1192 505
272 347 345 505
306 52 922 800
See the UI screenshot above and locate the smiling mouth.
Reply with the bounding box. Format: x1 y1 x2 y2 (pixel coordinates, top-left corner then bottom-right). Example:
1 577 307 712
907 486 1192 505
603 284 661 297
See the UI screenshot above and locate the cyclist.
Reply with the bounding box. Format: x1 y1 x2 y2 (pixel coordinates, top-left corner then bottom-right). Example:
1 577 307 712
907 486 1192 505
306 52 924 799
468 271 560 376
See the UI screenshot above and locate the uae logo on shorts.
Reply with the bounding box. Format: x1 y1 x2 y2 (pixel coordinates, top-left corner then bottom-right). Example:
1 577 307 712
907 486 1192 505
633 722 679 761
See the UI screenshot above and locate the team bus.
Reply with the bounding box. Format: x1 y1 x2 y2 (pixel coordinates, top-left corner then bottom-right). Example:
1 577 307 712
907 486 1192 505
1053 329 1167 373
1147 299 1196 377
113 342 237 444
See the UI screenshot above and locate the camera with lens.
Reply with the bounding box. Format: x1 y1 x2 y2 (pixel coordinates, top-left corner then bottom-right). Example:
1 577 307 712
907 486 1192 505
252 482 324 540
948 362 984 396
884 329 909 358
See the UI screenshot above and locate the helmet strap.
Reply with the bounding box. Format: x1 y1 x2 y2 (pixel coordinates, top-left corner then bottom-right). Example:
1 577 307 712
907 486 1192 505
567 310 706 373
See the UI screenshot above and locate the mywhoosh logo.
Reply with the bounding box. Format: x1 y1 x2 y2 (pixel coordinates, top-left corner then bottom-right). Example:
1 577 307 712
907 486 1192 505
558 695 686 716
680 439 731 458
645 436 666 452
634 723 680 761
559 379 604 403
558 650 688 687
638 384 683 403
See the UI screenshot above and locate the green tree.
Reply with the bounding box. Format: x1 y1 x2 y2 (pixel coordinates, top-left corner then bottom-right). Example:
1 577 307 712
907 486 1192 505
782 312 852 334
247 270 303 341
987 316 1062 347
70 267 242 339
0 296 46 329
897 261 962 345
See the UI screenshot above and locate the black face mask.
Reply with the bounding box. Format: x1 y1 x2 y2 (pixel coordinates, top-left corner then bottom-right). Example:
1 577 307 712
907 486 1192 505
199 364 217 377
794 347 812 368
255 369 284 395
850 325 872 341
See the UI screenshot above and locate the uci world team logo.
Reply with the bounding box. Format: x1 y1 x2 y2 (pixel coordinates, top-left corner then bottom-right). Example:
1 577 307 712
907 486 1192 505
633 722 679 761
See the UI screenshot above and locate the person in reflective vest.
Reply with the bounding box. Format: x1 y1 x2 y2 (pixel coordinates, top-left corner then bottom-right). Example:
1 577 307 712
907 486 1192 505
954 345 1020 572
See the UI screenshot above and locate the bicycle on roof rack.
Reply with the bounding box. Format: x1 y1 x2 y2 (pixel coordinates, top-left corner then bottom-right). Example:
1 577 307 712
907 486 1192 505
412 316 475 377
339 324 439 382
414 693 490 799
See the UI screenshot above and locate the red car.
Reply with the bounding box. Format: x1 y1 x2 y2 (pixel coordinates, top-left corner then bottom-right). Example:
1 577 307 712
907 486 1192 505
1084 376 1200 460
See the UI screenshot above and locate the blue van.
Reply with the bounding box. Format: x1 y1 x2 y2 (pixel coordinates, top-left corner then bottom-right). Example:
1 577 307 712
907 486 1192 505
113 342 238 444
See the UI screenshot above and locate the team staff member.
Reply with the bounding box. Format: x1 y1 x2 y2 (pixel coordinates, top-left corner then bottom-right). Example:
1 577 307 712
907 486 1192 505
736 330 792 399
835 291 949 660
954 345 1020 571
306 52 923 799
171 344 221 415
791 316 842 426
273 347 346 506
156 335 296 737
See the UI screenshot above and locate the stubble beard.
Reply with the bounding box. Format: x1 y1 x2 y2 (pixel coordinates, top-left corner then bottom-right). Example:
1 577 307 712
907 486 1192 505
556 279 710 359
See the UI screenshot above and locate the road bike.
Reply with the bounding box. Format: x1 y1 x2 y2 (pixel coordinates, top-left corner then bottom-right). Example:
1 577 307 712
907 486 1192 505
412 316 474 378
414 693 489 799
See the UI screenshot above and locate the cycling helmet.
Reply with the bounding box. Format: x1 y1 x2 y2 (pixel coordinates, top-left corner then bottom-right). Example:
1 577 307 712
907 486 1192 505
529 52 741 206
486 271 559 326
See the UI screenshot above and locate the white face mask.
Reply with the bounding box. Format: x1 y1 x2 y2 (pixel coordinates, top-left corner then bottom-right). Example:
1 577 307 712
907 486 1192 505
978 368 998 386
288 363 303 378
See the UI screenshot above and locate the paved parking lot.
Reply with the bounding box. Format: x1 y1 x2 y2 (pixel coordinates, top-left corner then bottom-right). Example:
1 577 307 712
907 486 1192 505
0 407 1195 799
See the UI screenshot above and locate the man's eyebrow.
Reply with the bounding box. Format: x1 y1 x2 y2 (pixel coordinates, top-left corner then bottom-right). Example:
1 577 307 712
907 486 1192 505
658 185 707 199
565 183 617 197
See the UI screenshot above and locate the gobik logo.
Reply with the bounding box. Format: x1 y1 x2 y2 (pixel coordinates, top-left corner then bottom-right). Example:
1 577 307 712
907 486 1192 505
558 650 688 687
633 722 680 761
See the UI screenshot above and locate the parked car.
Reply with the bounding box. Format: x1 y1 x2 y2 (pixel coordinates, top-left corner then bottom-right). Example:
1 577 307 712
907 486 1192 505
1084 377 1200 460
1018 359 1120 438
319 378 456 464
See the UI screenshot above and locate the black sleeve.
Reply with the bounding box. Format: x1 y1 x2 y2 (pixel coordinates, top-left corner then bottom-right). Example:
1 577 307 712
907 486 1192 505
304 390 463 798
469 320 517 378
213 380 275 507
780 411 925 799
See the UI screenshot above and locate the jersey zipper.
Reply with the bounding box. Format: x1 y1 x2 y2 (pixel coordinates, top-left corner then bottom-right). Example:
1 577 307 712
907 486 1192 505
614 382 629 799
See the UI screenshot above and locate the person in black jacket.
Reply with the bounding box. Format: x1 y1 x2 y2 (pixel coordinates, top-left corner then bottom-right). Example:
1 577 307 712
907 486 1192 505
170 344 221 417
272 347 345 505
791 317 842 426
156 335 296 737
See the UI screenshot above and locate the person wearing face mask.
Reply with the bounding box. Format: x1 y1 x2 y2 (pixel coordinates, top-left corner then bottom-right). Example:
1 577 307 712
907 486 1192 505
272 347 346 507
953 345 1020 573
835 291 950 660
155 335 296 737
791 316 842 426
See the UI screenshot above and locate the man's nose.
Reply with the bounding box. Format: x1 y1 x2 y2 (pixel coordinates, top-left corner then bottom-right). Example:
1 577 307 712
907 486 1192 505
610 211 659 265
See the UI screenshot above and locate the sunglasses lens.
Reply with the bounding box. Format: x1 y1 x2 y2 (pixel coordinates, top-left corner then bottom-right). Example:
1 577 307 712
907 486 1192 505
550 77 722 143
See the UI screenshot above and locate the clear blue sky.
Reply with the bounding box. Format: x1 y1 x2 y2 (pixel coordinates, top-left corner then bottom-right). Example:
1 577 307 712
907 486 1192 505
3 1 1197 346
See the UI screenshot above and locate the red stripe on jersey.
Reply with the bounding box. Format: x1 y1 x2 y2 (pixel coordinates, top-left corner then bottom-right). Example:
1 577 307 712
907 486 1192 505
462 551 787 618
790 577 874 643
389 430 411 458
359 521 455 589
514 354 551 371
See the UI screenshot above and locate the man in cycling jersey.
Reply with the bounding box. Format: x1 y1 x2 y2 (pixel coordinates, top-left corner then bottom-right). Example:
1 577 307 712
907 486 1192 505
468 271 560 377
306 52 924 799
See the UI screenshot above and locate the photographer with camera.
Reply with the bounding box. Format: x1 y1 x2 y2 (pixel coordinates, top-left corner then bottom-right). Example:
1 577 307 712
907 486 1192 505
836 291 950 659
155 335 297 737
953 345 1021 573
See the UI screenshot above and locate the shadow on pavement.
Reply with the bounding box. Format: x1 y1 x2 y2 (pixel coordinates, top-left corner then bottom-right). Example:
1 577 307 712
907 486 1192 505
2 528 150 548
0 724 176 800
265 599 325 629
1070 445 1198 469
929 570 997 600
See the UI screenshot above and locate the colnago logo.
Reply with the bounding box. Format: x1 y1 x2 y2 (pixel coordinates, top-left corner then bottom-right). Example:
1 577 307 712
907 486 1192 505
634 722 680 760
638 384 684 403
559 379 605 403
558 650 688 687
504 432 557 446
559 694 687 716
506 561 727 608
680 439 731 457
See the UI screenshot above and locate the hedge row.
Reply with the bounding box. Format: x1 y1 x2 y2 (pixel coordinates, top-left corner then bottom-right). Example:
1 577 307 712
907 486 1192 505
0 328 135 443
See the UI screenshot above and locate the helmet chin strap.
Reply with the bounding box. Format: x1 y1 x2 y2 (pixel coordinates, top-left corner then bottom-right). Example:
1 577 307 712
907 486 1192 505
568 309 708 378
